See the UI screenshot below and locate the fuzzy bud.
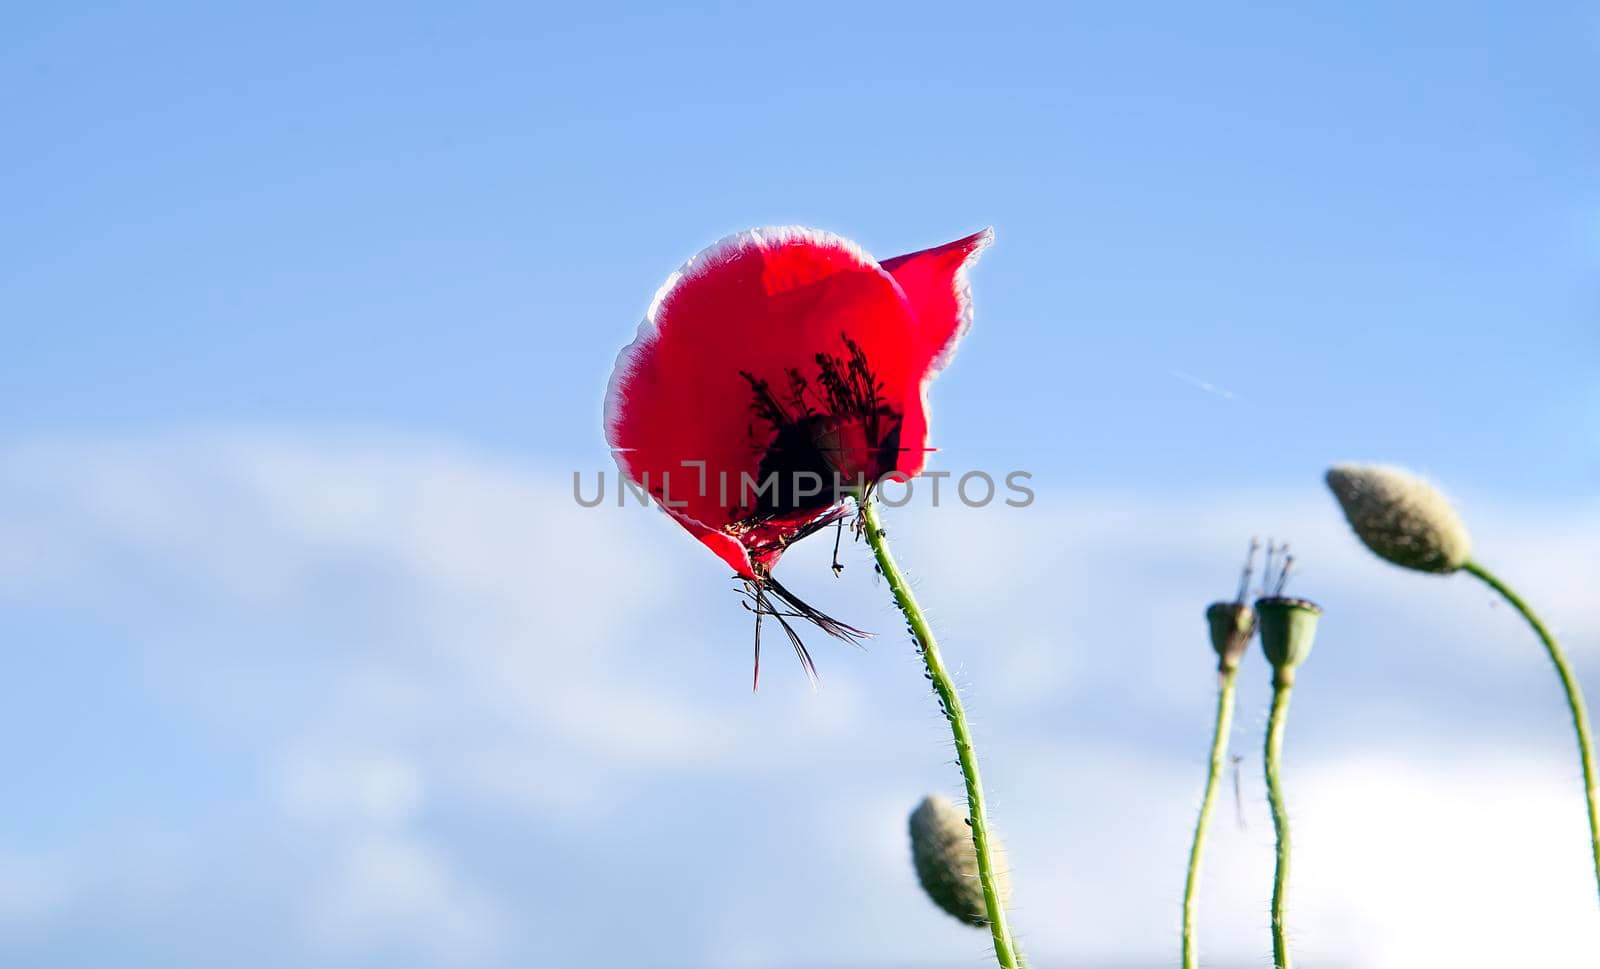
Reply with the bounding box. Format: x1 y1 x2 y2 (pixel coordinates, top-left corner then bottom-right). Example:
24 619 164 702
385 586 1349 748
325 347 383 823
1206 601 1255 674
1255 597 1321 684
1325 464 1471 574
909 794 1011 926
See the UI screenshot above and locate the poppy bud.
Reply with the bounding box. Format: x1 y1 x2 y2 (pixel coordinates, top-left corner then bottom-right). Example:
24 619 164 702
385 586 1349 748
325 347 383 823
1255 597 1321 684
1206 601 1255 673
1325 464 1471 574
909 794 1011 926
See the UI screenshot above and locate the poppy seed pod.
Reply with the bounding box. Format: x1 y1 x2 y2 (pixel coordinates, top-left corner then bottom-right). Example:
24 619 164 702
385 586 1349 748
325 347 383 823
1255 597 1321 684
1325 464 1471 574
1206 601 1256 673
909 794 1011 926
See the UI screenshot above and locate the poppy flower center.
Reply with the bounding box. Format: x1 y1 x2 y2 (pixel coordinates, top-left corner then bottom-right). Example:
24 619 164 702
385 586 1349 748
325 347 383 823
740 335 903 518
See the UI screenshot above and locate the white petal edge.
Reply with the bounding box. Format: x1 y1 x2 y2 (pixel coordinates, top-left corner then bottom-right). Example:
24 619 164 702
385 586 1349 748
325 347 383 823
926 226 994 376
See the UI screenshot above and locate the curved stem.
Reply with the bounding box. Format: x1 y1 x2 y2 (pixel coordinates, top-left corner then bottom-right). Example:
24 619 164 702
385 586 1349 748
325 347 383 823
1182 670 1239 969
1463 559 1600 904
858 496 1020 969
1264 676 1294 969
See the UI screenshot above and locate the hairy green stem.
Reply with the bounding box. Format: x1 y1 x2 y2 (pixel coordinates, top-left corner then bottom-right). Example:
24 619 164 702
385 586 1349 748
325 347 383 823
1264 675 1294 969
858 496 1019 969
1182 669 1239 969
1463 559 1600 903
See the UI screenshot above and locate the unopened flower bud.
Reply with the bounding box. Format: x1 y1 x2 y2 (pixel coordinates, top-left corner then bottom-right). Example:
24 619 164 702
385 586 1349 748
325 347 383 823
1255 597 1321 684
1325 464 1471 574
1206 601 1255 674
909 794 1011 926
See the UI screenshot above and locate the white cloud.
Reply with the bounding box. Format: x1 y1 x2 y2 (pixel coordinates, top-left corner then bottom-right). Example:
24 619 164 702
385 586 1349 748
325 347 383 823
1291 750 1600 967
0 432 1595 967
278 750 424 828
276 749 500 960
0 856 77 928
306 833 502 962
987 744 1600 967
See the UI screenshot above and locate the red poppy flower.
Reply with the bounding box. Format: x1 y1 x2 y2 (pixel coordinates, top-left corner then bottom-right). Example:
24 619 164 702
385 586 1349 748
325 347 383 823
605 226 990 681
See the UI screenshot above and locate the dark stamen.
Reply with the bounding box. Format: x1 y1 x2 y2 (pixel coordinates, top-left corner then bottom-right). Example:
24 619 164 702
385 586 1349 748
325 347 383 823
1237 536 1260 603
1275 553 1295 596
752 584 763 691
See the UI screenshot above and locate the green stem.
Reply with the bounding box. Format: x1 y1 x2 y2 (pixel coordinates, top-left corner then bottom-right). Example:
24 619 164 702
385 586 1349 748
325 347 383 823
858 496 1020 969
1182 669 1239 969
1264 674 1294 969
1463 558 1600 904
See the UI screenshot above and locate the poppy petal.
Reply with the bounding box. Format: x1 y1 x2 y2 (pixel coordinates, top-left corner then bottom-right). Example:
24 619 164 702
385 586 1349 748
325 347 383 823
605 227 922 576
879 227 994 373
877 228 992 477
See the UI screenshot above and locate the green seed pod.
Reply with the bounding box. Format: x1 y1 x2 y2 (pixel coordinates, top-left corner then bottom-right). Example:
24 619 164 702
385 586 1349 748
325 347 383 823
909 794 1011 927
1255 596 1321 684
1325 464 1471 574
1206 601 1256 673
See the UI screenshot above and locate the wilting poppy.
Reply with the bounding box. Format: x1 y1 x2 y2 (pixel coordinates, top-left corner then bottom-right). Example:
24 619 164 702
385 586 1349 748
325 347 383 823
605 226 990 682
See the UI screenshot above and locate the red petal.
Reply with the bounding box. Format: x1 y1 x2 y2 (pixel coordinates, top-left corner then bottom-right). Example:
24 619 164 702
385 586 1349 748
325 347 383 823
879 227 992 373
878 228 992 477
606 227 983 576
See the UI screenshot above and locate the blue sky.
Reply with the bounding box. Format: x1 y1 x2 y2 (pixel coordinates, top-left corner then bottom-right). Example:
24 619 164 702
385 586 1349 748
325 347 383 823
1 3 1597 967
